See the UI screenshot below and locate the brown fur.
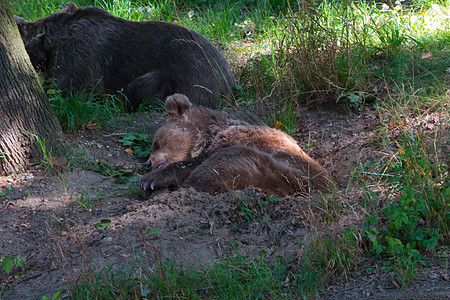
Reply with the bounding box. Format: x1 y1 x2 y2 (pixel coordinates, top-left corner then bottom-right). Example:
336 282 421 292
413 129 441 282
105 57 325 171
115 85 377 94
141 94 331 197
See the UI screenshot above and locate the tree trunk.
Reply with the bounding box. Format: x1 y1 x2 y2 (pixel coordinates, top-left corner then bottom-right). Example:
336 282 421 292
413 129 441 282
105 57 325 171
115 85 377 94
0 1 62 175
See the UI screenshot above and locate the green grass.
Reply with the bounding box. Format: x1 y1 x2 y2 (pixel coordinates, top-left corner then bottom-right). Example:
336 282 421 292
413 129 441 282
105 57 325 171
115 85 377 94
11 0 449 115
70 253 295 299
9 0 450 298
45 84 127 134
23 129 61 173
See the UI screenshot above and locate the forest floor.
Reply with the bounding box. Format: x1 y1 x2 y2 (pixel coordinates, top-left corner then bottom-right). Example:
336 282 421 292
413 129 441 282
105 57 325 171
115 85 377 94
1 105 449 299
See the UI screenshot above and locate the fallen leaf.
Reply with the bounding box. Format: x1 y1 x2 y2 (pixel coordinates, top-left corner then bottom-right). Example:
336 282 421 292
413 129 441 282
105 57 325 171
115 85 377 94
429 272 440 279
125 148 134 155
85 122 98 130
421 52 432 59
442 273 449 281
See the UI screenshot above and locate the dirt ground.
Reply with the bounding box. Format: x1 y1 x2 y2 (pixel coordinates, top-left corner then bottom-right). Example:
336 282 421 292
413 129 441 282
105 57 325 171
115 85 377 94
1 106 449 299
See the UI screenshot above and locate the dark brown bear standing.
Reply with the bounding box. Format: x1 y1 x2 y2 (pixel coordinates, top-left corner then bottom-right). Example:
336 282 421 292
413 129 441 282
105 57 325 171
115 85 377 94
15 2 235 110
140 94 331 197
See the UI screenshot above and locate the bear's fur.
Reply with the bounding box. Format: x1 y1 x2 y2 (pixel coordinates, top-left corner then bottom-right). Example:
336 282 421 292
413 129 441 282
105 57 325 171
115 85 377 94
140 94 331 197
15 3 235 110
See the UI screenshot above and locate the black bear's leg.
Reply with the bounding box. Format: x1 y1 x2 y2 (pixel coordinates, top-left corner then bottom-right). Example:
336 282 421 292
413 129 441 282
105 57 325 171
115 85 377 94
125 71 167 110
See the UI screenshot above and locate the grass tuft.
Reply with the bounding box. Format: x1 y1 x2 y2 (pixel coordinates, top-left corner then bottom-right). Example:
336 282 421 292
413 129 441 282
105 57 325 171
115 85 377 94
46 86 126 133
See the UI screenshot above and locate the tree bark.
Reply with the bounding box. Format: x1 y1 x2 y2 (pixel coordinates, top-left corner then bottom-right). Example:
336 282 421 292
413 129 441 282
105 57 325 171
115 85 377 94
0 1 62 175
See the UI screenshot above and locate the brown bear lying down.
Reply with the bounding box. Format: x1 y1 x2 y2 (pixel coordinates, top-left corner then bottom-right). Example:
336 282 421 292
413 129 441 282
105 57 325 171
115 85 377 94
140 94 331 197
15 2 235 110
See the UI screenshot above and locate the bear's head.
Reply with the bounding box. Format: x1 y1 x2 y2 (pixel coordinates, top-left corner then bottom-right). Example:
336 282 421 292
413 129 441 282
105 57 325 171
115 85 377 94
15 2 78 67
144 94 200 172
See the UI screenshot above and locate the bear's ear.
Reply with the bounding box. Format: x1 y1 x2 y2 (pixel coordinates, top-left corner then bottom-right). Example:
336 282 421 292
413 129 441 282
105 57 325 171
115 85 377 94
62 2 78 14
15 16 29 27
15 16 29 36
165 94 192 119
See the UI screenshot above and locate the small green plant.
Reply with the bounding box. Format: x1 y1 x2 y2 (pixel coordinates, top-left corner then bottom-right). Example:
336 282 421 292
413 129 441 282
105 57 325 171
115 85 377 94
148 228 160 235
271 100 299 135
118 132 152 159
233 195 284 224
49 214 76 236
0 187 15 203
437 246 449 269
56 172 68 195
294 260 324 298
94 219 112 230
23 130 59 174
295 192 365 294
126 182 143 198
42 289 64 300
71 186 98 210
87 161 139 184
235 197 255 223
308 227 362 276
363 132 449 282
1 255 26 274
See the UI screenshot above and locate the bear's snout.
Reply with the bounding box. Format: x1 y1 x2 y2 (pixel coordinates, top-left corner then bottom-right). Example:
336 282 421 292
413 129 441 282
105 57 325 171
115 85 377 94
143 157 167 173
